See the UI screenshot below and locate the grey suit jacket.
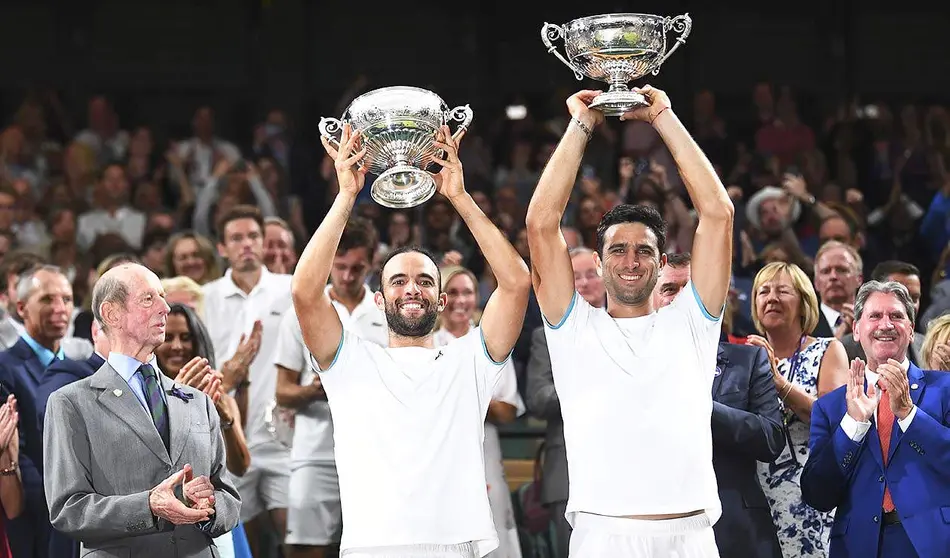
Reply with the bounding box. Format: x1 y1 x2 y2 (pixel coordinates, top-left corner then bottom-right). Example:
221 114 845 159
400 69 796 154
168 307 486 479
524 326 568 504
43 362 241 558
841 332 925 368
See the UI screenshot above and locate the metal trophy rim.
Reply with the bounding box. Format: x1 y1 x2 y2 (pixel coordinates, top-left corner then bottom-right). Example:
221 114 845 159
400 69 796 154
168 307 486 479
588 90 648 116
565 12 669 25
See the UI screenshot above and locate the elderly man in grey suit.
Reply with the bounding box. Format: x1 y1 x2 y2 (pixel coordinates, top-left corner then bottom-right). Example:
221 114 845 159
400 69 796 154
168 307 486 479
525 247 605 558
840 261 926 366
43 263 241 557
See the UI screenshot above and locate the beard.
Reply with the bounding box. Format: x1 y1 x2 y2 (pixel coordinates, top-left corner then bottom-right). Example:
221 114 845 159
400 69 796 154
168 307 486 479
605 266 658 306
384 297 438 338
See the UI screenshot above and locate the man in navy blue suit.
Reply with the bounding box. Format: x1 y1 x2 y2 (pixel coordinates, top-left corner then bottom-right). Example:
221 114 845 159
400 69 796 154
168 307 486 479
35 319 108 558
802 280 950 558
654 253 786 558
0 264 88 558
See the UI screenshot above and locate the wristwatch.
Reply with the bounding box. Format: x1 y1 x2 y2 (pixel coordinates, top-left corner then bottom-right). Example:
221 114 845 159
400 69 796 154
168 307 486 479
221 416 235 431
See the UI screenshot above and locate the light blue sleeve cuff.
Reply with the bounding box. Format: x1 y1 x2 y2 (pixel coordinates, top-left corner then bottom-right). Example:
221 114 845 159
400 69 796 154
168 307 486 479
480 328 512 366
690 281 724 322
542 291 577 330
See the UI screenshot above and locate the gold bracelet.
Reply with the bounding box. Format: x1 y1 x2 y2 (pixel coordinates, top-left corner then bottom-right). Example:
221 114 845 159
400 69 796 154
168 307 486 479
0 461 18 476
570 117 592 140
780 382 794 401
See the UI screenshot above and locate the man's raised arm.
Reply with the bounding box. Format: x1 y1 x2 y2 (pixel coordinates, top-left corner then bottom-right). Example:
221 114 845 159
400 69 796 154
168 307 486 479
525 91 604 326
624 86 734 315
432 127 531 362
292 124 367 369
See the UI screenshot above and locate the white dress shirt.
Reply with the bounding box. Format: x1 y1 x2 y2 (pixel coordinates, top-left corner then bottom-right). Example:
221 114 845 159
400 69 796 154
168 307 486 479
820 302 841 330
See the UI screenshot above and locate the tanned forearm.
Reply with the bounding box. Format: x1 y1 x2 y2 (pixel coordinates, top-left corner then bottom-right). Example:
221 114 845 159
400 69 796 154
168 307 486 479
293 192 356 302
653 112 733 220
275 366 325 410
292 192 355 366
525 121 590 234
448 193 529 291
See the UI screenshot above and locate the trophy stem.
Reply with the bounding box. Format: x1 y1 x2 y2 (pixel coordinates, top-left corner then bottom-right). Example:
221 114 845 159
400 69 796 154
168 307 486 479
607 79 630 93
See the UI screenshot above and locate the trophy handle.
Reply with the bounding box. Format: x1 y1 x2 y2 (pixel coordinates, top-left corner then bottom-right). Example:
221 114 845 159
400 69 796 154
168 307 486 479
445 105 474 141
652 13 693 76
541 23 584 81
318 117 344 149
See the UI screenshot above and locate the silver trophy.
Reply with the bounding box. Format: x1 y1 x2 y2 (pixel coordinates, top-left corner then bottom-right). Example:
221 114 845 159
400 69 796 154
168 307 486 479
542 13 692 116
319 86 474 208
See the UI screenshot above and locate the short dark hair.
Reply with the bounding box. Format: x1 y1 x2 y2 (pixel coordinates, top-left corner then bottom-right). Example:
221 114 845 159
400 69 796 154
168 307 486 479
0 251 46 292
871 260 920 281
820 207 861 238
216 204 264 241
338 216 379 255
595 204 667 255
380 245 441 288
666 252 691 268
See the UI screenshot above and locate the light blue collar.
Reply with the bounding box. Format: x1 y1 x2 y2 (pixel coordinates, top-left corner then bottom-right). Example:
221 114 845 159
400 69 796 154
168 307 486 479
20 333 65 367
108 352 162 384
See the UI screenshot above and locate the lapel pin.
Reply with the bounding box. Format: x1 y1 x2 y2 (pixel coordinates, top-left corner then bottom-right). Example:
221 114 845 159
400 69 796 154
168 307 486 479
911 383 919 390
113 389 122 397
168 386 194 402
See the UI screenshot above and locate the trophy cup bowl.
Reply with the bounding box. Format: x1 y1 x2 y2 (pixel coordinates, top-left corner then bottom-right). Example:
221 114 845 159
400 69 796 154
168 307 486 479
319 86 474 208
542 13 692 116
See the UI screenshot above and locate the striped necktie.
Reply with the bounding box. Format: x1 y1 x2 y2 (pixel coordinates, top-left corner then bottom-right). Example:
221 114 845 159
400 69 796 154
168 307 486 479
139 364 170 453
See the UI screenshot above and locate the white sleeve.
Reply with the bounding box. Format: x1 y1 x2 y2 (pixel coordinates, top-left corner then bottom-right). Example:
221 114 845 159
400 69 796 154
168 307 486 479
462 327 511 406
667 280 724 344
491 360 525 416
542 291 594 341
273 311 307 374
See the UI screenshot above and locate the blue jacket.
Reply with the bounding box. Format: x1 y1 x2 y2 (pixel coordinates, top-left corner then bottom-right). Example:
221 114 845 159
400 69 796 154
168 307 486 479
36 352 104 558
801 363 950 558
710 343 785 558
0 338 53 558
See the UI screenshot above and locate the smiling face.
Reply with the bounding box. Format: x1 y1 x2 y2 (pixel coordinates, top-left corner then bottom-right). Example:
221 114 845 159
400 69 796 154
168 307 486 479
596 222 663 308
18 269 74 345
172 237 208 283
376 251 445 338
753 270 805 334
854 291 913 367
443 272 477 330
155 312 194 378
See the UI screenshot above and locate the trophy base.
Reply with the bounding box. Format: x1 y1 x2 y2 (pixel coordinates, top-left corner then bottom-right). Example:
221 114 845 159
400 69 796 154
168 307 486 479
371 165 437 209
589 90 648 117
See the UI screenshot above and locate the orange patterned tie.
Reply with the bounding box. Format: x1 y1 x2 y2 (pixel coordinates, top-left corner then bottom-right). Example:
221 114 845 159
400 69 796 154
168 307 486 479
877 388 895 512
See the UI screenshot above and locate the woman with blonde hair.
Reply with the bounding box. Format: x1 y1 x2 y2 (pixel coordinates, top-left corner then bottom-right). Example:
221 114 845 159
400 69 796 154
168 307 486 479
164 231 221 285
921 314 950 370
747 261 849 558
434 265 523 558
161 275 205 318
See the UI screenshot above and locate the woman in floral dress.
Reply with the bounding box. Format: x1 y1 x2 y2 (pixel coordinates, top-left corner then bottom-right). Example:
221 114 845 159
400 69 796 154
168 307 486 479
747 262 849 557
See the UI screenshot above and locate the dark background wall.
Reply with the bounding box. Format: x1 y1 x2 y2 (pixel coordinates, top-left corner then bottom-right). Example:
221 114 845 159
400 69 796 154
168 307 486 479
1 0 947 142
